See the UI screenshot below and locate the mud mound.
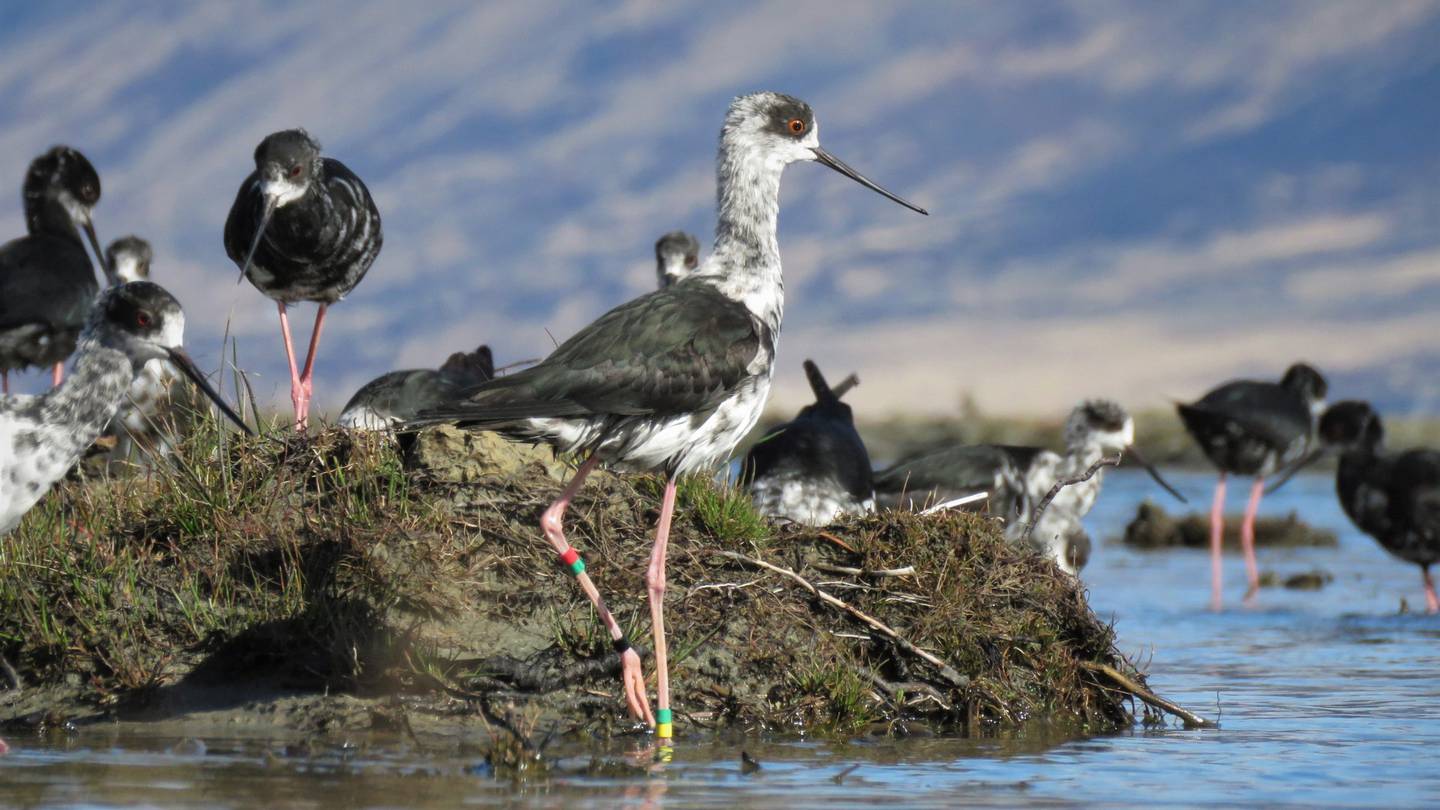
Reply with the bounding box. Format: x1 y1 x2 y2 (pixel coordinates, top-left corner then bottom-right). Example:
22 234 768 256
2 425 1199 741
1121 501 1338 550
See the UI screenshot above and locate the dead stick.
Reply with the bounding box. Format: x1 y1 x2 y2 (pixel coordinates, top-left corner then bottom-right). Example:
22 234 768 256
0 653 20 691
1021 453 1122 543
814 531 857 554
1080 661 1216 729
813 563 916 578
716 550 969 689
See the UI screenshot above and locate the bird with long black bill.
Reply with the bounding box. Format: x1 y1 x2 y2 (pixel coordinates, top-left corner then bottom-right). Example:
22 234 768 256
1 281 251 535
1177 362 1327 608
0 146 106 394
742 359 872 526
1316 401 1440 614
655 231 700 288
876 400 1183 575
409 91 925 743
224 129 381 431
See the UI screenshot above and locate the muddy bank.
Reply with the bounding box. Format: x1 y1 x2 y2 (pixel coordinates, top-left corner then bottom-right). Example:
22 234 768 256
1121 501 1338 550
2 425 1200 745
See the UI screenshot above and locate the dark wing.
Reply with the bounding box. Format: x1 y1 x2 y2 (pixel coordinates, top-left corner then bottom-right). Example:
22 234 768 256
993 444 1046 474
875 443 1017 498
1390 449 1440 537
222 170 262 266
415 284 763 426
1178 380 1311 449
0 234 97 333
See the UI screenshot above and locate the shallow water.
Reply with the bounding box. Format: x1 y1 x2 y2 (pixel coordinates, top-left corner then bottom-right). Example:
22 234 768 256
4 471 1439 808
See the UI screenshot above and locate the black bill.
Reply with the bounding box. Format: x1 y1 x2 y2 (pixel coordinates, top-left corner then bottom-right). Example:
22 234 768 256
81 220 105 279
236 196 277 284
166 347 254 436
812 146 928 215
1265 447 1328 495
1128 446 1187 504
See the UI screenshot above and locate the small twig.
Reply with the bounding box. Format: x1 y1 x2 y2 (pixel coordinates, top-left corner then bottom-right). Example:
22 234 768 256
814 531 856 554
1021 454 1122 543
716 550 969 689
0 653 21 691
1080 661 1216 729
920 492 989 515
812 563 916 578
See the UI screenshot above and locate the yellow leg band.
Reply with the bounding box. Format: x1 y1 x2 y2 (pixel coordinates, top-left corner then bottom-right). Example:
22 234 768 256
656 722 673 739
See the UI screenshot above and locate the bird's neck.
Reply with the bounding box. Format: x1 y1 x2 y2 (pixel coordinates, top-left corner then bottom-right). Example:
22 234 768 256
40 340 134 456
697 147 786 336
23 194 83 243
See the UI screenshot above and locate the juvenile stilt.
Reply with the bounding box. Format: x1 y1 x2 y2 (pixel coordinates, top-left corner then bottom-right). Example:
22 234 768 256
1209 474 1227 611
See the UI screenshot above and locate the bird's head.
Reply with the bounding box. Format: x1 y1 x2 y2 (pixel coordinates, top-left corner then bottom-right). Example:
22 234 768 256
1280 362 1328 416
1067 398 1187 503
254 129 322 209
90 282 252 435
721 92 927 215
655 231 700 288
104 235 153 286
23 145 103 265
1318 400 1383 451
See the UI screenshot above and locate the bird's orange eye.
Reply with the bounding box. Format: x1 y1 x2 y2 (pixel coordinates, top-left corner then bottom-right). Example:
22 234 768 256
136 311 152 328
788 118 805 134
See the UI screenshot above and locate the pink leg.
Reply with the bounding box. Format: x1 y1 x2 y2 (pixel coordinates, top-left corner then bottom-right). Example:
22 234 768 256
1241 477 1264 603
1210 474 1227 611
275 302 306 431
52 362 64 387
541 456 654 725
295 304 327 427
1423 567 1439 615
647 476 678 742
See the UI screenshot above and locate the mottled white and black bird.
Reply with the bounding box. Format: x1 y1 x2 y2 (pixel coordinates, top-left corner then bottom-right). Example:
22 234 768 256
0 146 105 394
655 231 700 288
1178 362 1327 608
1 282 250 534
224 129 381 431
97 237 206 470
338 345 494 430
1318 401 1440 614
410 92 925 740
876 400 1183 574
742 360 872 526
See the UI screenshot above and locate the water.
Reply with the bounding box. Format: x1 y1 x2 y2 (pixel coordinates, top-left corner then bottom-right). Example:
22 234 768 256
4 471 1439 808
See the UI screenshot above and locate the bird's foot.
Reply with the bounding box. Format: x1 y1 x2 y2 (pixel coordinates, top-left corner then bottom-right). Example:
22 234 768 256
620 648 654 727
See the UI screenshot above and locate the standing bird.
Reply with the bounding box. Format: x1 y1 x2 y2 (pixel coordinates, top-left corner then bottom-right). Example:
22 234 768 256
876 400 1183 575
0 146 105 394
741 359 872 526
1178 363 1327 607
1 282 250 534
1318 401 1440 613
410 92 925 741
655 231 700 288
338 345 494 430
224 129 381 431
